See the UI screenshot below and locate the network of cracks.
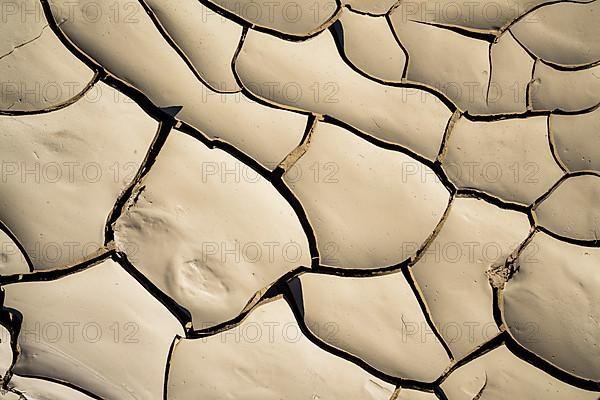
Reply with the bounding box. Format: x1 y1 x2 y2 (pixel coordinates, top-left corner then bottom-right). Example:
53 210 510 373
0 0 599 398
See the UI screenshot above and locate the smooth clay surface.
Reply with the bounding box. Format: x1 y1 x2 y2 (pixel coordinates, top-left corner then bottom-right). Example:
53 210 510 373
167 298 396 400
0 0 598 398
503 232 600 381
284 122 449 269
2 259 184 399
0 82 157 270
114 128 311 329
289 272 450 381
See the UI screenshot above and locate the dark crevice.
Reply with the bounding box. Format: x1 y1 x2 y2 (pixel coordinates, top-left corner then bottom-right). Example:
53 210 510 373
229 23 247 89
0 221 34 273
385 13 410 79
330 20 345 49
321 115 456 195
538 57 600 72
467 98 600 118
0 71 101 117
436 110 461 160
43 0 234 129
546 115 569 173
434 386 449 400
234 25 459 115
286 277 305 318
492 228 536 329
101 75 180 123
401 265 454 361
494 224 600 391
104 119 174 244
298 114 318 147
498 0 597 35
0 304 22 389
508 28 538 62
433 160 458 195
281 286 442 391
194 0 343 42
491 286 505 330
472 373 488 399
175 120 320 266
274 179 320 267
455 189 530 215
508 27 600 74
529 171 595 210
281 267 475 389
344 3 392 17
409 194 455 267
536 226 600 247
485 41 494 107
315 258 410 277
577 101 600 114
533 100 600 117
505 338 600 391
332 24 459 112
4 388 24 400
10 373 104 400
0 250 112 286
234 72 460 166
186 265 310 338
525 53 538 111
162 335 180 400
508 21 600 72
328 20 405 85
39 0 103 73
507 30 600 112
526 207 537 227
135 0 238 94
441 146 537 220
464 107 543 121
386 0 402 16
273 113 319 174
0 24 49 61
410 20 497 42
434 332 507 386
1 304 99 400
111 252 192 333
229 28 314 118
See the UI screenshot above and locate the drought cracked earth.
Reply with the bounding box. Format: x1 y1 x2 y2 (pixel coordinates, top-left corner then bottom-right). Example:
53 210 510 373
0 0 599 398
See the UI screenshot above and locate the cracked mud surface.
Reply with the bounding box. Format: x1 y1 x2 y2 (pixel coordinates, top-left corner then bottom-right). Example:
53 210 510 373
0 0 599 398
